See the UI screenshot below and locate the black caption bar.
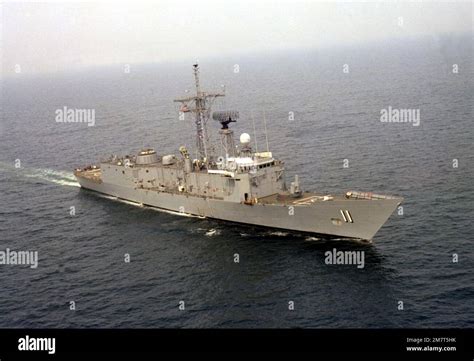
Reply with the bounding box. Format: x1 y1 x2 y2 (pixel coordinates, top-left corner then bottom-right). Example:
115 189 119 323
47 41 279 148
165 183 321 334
0 329 473 357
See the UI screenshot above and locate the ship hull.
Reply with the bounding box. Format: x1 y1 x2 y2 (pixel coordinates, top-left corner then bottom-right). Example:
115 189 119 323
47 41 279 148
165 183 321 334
76 177 401 240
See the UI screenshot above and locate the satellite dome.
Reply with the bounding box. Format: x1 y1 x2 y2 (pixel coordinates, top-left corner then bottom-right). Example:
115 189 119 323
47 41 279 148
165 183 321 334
240 133 251 144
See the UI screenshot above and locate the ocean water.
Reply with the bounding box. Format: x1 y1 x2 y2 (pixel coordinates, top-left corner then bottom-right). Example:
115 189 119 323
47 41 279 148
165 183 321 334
1 35 473 328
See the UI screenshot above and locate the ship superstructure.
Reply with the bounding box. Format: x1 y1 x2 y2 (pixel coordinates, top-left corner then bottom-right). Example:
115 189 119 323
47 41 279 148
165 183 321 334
74 64 402 240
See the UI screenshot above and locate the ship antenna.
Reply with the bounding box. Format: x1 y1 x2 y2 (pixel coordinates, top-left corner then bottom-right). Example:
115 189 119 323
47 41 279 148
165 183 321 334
263 107 270 152
174 64 225 167
251 110 259 153
193 63 201 95
192 64 209 162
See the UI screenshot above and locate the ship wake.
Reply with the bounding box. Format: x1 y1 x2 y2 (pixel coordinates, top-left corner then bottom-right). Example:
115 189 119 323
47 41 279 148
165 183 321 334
0 161 80 188
24 169 80 187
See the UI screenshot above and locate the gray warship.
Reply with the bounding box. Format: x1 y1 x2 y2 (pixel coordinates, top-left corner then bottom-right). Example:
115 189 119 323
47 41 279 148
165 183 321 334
74 64 402 240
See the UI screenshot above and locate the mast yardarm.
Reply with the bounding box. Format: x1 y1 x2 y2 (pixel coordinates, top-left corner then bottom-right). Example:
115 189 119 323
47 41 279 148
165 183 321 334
174 64 225 165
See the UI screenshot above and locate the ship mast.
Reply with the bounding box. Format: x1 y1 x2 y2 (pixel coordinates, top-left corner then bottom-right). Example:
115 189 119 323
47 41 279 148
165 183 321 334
174 64 225 166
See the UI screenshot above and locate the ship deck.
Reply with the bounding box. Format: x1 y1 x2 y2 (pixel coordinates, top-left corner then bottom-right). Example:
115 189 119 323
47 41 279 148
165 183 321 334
74 168 102 183
257 192 350 205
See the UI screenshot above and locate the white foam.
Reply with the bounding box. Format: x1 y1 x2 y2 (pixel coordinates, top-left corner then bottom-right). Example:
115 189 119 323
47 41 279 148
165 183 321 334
268 231 289 237
148 207 205 218
305 236 322 241
0 162 81 188
205 228 220 236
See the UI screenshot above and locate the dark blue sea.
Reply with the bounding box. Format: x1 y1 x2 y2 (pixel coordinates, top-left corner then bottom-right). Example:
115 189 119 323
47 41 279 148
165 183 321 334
1 35 473 328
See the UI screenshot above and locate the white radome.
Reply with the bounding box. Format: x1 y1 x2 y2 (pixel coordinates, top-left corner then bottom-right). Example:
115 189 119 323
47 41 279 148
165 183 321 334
240 133 251 144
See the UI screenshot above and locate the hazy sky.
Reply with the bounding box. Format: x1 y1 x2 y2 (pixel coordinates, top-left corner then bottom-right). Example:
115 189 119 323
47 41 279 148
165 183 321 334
1 0 472 74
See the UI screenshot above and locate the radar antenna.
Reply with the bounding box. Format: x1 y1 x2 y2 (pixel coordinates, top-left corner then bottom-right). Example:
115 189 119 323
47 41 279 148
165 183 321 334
213 111 239 158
